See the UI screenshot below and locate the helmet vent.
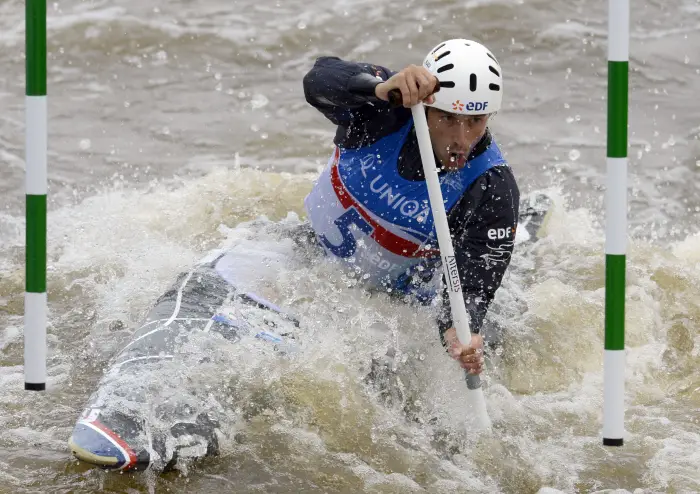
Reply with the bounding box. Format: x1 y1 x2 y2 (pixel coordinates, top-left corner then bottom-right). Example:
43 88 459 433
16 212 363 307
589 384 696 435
439 81 455 88
470 74 477 91
437 63 454 73
432 43 446 54
489 83 500 91
435 50 451 62
489 66 500 77
486 52 498 64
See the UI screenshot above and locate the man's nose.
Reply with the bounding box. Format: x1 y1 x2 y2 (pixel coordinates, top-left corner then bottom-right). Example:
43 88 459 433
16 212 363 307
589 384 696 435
454 123 476 150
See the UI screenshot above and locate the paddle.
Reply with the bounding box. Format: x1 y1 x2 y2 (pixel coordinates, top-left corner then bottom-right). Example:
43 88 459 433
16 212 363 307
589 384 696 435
389 90 492 432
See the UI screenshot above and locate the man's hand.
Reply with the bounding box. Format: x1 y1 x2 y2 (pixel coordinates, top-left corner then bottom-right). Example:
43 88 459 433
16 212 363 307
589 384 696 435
443 327 484 375
375 64 439 108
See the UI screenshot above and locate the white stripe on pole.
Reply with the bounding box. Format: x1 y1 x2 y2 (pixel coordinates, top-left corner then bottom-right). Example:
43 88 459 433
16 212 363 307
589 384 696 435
25 97 48 195
24 292 47 385
25 96 47 196
602 350 625 439
605 158 628 255
608 0 630 61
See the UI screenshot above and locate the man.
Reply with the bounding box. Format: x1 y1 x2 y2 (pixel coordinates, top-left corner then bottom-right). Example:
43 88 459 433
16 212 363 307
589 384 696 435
302 39 520 376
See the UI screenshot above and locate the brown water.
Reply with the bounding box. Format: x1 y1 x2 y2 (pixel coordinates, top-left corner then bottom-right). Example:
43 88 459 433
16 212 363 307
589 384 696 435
1 0 699 492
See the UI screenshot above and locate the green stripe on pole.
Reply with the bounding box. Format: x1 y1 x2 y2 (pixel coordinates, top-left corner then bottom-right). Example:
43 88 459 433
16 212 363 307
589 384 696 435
26 195 47 293
604 254 625 350
26 0 47 96
607 61 628 158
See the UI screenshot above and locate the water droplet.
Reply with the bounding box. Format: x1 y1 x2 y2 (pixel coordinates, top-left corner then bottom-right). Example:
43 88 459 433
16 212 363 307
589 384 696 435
568 149 580 161
566 116 574 124
297 21 307 29
79 138 91 150
261 133 269 140
251 93 269 110
250 124 260 132
685 55 690 64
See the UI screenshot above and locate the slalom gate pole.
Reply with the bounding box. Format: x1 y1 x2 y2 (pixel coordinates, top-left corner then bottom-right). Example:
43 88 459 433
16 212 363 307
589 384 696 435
25 0 48 391
603 0 629 446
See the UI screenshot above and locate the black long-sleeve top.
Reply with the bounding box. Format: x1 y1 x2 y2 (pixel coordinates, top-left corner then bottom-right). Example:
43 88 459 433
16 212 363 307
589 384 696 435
302 56 520 337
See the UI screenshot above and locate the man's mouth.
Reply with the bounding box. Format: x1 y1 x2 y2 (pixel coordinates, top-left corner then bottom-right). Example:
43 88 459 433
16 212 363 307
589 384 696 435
448 152 467 168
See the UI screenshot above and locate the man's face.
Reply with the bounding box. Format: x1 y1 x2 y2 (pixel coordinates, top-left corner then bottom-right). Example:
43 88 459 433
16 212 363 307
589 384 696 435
426 108 490 171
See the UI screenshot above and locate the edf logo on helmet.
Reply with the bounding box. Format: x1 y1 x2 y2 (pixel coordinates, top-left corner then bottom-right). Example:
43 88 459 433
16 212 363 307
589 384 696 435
451 100 488 112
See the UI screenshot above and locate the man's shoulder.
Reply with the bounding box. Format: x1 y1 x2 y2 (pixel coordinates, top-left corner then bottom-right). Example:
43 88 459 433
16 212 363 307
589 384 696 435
449 158 519 227
470 158 519 203
335 104 412 149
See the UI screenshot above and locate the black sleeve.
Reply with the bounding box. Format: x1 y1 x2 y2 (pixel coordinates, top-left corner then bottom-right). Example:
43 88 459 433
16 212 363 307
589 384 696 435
302 56 411 148
437 164 520 338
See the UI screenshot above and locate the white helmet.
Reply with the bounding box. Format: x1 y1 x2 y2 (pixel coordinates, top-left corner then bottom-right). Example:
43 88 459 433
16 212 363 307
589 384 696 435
423 39 503 115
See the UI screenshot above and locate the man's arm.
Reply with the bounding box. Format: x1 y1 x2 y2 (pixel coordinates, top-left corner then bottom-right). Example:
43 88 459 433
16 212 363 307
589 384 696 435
437 164 520 340
302 56 410 147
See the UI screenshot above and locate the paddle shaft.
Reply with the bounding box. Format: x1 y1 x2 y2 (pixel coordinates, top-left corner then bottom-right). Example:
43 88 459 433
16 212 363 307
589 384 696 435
410 105 488 401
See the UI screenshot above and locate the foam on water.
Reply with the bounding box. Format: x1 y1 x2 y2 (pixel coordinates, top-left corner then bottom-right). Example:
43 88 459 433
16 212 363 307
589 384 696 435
1 163 700 491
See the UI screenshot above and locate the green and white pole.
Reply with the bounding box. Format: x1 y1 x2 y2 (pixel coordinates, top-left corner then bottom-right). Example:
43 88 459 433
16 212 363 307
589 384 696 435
603 0 628 446
25 0 47 391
